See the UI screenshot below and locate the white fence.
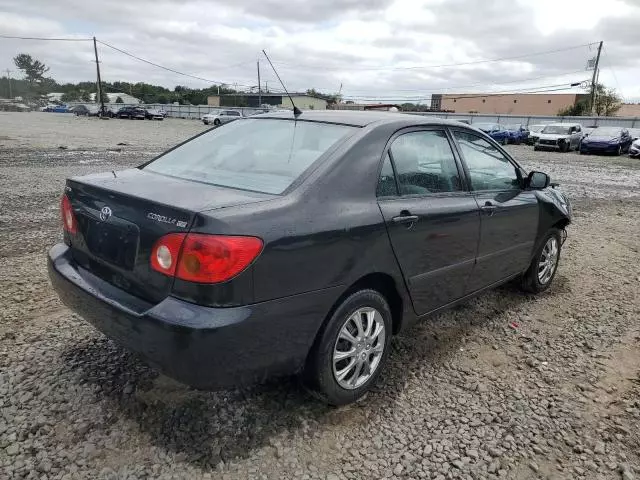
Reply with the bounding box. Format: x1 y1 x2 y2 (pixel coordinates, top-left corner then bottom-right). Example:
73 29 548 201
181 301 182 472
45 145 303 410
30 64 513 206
90 103 267 119
407 111 640 128
68 101 640 127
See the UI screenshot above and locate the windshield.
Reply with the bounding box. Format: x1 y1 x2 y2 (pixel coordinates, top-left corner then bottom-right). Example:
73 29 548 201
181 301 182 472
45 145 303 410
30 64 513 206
530 125 545 133
145 119 357 194
591 127 622 136
542 125 571 134
475 123 497 131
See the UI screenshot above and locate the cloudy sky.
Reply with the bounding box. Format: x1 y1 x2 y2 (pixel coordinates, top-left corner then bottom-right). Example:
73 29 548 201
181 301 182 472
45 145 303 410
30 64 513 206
1 0 639 103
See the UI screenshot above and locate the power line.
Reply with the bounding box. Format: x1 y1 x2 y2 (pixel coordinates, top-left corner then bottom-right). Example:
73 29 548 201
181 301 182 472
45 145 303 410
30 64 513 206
340 82 587 102
273 42 599 72
96 39 266 90
303 69 587 95
0 34 92 41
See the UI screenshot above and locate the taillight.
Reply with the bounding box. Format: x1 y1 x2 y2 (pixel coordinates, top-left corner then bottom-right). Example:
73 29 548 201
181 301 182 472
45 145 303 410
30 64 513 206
60 194 77 234
150 234 263 284
150 233 186 276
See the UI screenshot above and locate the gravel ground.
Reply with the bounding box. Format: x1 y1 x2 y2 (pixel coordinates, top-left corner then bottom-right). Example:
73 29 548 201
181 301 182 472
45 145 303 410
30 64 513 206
1 112 640 480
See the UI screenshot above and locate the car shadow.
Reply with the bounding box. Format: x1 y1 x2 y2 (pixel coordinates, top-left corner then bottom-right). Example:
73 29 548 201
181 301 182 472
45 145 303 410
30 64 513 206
61 282 547 469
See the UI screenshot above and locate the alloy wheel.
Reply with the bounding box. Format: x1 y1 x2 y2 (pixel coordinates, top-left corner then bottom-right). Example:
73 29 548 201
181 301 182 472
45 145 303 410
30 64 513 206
538 237 559 285
332 307 386 390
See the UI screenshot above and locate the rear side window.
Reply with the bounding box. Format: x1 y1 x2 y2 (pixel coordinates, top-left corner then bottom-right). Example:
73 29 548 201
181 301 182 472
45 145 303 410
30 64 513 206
376 153 398 197
145 119 356 194
389 130 463 195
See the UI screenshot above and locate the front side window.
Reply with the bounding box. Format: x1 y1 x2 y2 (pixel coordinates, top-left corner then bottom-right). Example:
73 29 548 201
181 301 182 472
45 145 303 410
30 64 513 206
145 119 356 194
389 130 463 195
453 131 520 191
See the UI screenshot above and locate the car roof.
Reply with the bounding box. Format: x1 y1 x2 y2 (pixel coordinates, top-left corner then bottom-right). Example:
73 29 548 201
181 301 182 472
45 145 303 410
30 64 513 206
253 110 471 128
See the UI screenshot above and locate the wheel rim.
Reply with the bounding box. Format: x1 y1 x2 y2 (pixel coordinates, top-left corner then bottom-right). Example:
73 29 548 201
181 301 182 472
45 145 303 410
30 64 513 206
333 307 386 390
538 237 559 285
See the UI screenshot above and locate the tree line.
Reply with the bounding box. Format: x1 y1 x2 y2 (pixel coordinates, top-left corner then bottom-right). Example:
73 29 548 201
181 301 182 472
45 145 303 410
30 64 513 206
2 53 344 107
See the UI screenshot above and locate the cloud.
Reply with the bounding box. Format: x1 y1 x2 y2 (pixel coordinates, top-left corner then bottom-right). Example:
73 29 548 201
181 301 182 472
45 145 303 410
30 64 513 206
0 0 639 101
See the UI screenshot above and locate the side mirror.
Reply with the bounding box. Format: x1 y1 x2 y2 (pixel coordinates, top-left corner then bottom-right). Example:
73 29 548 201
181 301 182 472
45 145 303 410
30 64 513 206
528 171 550 190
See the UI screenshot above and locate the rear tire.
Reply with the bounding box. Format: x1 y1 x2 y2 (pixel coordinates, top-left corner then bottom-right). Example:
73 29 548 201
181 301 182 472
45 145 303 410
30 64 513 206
213 119 221 126
304 289 392 405
616 145 622 156
521 229 562 294
533 146 539 151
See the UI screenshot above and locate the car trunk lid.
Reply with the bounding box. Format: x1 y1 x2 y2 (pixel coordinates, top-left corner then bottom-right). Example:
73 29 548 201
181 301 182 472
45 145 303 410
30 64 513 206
65 168 272 303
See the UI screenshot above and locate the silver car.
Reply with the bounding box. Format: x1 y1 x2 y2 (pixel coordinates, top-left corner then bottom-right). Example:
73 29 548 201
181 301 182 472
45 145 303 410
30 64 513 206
202 109 242 126
534 123 583 152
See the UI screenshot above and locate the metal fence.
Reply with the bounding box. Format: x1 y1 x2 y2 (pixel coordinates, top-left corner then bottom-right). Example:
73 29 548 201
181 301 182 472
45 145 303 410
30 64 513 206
406 111 640 128
79 103 266 119
68 101 640 127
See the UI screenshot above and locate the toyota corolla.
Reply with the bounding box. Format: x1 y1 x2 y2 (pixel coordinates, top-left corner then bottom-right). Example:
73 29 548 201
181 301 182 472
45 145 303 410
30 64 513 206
48 111 572 405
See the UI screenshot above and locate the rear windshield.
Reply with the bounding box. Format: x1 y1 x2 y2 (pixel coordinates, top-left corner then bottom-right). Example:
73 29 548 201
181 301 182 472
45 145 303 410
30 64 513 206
542 125 570 134
145 118 357 194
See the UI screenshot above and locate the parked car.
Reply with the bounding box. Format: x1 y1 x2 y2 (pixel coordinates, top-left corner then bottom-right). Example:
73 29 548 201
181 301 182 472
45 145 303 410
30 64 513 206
44 104 71 113
629 138 640 158
116 106 146 119
48 111 572 405
71 104 100 117
579 127 633 156
144 108 165 120
535 123 583 152
627 128 640 141
473 123 510 145
527 124 546 145
202 109 242 126
505 124 529 145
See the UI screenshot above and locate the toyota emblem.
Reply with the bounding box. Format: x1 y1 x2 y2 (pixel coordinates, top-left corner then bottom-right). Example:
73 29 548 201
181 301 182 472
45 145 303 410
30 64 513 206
99 206 112 222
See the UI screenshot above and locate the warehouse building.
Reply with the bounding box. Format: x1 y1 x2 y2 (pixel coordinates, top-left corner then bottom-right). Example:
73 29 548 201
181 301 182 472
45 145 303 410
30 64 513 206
431 93 590 116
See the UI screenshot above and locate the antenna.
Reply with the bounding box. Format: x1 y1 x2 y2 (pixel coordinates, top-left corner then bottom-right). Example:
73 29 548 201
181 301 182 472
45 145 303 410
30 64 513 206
262 49 302 116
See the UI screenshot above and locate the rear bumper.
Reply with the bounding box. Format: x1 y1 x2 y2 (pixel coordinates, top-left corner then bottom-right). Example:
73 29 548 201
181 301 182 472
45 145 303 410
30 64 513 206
48 244 340 389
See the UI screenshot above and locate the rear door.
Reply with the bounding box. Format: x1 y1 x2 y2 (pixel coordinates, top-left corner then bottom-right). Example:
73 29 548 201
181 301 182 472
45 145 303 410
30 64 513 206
450 129 539 291
377 128 481 316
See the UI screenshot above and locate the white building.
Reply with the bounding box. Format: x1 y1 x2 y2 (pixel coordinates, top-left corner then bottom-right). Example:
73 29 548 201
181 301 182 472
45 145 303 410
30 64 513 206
90 92 140 104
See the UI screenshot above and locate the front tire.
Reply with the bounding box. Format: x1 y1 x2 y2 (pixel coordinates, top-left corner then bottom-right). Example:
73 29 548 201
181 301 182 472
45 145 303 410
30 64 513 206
521 229 562 294
213 118 221 126
304 289 392 405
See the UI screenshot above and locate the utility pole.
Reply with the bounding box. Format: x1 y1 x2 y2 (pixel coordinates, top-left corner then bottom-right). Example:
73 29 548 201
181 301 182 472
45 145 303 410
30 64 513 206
93 37 105 115
257 60 261 107
589 40 603 115
5 69 12 98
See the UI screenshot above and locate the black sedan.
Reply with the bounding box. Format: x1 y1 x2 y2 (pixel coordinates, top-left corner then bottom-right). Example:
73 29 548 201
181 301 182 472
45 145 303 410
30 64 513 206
48 111 572 405
116 106 146 119
580 126 633 155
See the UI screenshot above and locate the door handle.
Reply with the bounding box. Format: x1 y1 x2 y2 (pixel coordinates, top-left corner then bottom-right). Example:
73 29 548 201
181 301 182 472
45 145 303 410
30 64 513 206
392 214 419 224
480 201 497 216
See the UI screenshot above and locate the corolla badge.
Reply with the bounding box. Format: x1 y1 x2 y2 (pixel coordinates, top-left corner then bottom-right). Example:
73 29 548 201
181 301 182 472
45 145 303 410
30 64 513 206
99 206 112 222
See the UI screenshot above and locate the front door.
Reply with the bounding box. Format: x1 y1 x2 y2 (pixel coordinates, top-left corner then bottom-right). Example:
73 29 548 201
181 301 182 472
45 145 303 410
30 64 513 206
377 129 481 316
450 129 539 291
